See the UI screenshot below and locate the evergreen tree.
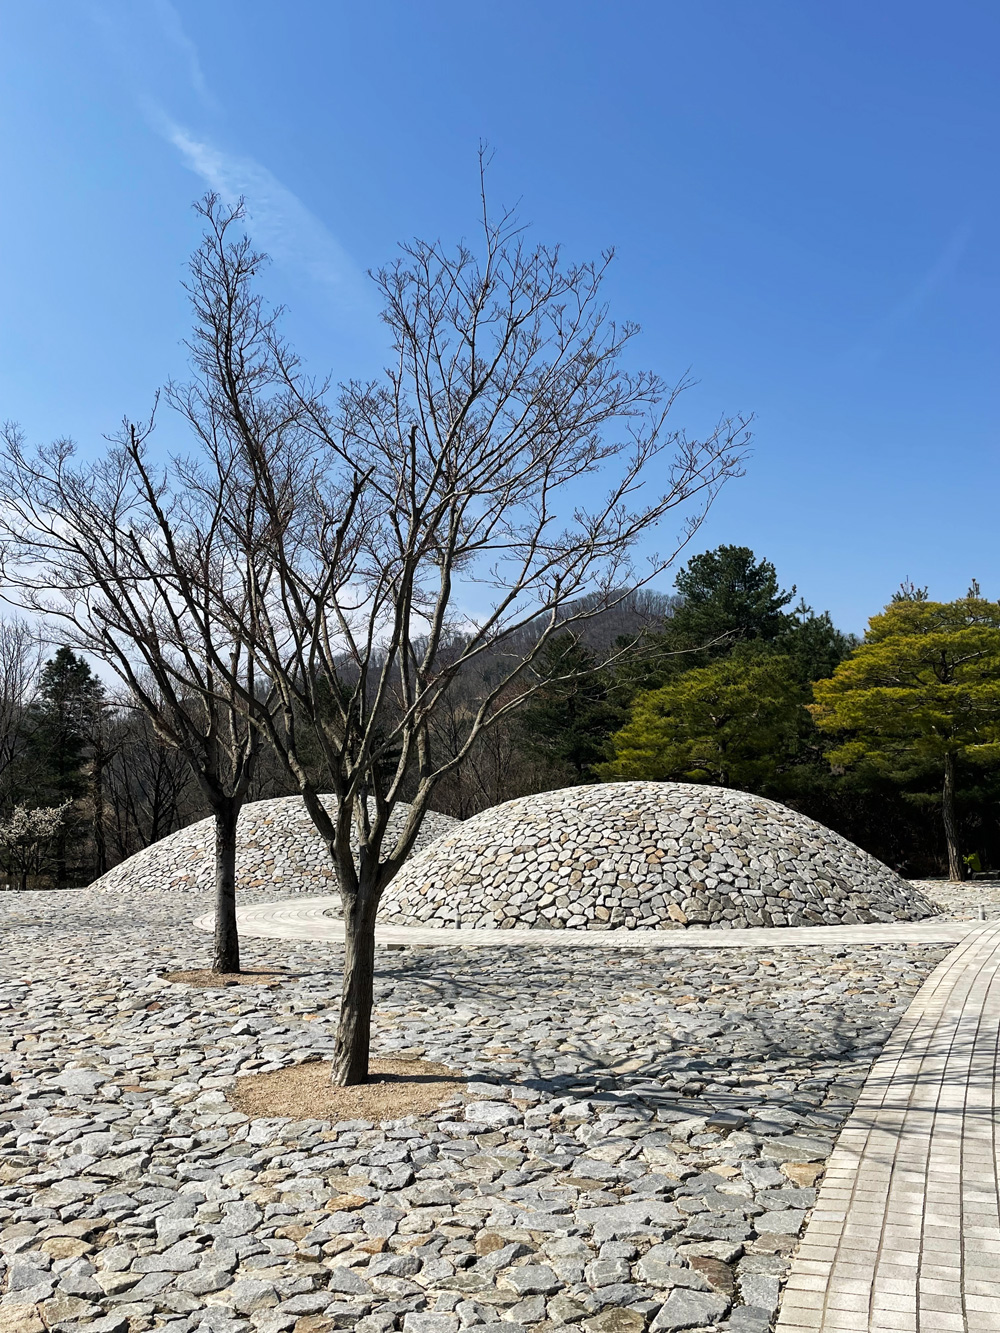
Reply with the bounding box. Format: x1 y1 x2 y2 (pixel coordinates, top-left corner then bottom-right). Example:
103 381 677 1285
666 545 795 656
777 600 857 684
811 594 1000 881
25 648 104 884
600 646 811 790
891 579 930 603
620 545 798 690
520 635 622 779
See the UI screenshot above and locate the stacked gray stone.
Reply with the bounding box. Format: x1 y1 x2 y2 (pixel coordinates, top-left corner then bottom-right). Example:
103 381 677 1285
379 782 937 930
88 796 459 896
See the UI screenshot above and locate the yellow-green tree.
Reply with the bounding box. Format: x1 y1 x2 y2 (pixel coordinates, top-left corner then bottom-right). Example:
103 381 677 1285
810 595 1000 881
599 650 810 789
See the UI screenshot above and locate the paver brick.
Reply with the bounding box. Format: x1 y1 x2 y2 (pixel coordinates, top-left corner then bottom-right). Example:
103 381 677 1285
776 920 1000 1332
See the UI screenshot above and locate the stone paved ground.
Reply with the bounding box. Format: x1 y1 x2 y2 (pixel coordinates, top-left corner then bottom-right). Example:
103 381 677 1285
0 889 953 1333
911 878 1000 919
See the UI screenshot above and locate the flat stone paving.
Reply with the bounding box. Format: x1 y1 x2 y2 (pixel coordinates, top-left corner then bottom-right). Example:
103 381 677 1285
208 897 974 951
224 894 1000 1330
0 886 953 1333
776 919 1000 1332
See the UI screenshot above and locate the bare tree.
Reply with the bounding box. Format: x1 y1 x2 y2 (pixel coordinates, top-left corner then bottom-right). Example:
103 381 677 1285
0 417 276 972
0 617 41 804
169 187 749 1083
100 697 202 868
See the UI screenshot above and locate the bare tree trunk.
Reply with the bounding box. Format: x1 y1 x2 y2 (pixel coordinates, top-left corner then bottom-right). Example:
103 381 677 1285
92 753 108 878
212 800 241 973
942 751 963 882
332 888 379 1085
55 831 67 889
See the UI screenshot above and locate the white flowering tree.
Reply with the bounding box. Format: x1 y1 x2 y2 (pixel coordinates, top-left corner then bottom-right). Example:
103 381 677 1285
0 801 72 891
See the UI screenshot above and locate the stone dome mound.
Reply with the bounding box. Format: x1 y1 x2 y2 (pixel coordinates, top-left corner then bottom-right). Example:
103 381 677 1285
89 795 459 895
378 782 937 930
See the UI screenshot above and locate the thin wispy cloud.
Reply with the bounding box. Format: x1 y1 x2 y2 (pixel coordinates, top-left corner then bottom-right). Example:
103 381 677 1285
86 1 371 309
149 0 215 109
151 108 370 305
847 223 973 367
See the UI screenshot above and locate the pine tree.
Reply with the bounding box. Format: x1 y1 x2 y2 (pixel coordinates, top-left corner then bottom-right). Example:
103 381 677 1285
811 595 1000 881
601 646 811 790
667 545 795 656
519 635 623 780
777 600 857 684
26 648 104 884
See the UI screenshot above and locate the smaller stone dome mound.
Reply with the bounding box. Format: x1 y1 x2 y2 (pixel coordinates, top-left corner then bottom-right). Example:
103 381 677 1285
90 795 459 895
379 782 937 930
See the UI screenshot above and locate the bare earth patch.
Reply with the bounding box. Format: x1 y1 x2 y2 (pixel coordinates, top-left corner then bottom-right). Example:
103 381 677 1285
227 1057 464 1121
161 968 290 988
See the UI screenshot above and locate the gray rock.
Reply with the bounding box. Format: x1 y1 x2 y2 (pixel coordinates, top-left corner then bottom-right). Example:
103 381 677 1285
760 1135 831 1163
77 1317 130 1333
506 1294 547 1322
577 1202 679 1243
227 1277 279 1313
213 1201 263 1238
132 1240 204 1273
176 1268 234 1294
401 1315 460 1333
6 1260 53 1292
499 1264 561 1295
127 1272 177 1298
738 1272 781 1315
650 1287 731 1330
636 1245 684 1285
583 1311 647 1333
1 1281 56 1307
722 1307 773 1333
741 1163 785 1190
56 1260 102 1298
755 1209 807 1236
464 1101 521 1127
326 1265 373 1296
51 1069 108 1095
274 1292 334 1314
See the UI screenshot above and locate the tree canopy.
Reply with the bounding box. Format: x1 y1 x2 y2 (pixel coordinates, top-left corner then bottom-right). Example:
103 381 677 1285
811 595 1000 879
661 545 795 660
519 635 623 779
600 647 811 790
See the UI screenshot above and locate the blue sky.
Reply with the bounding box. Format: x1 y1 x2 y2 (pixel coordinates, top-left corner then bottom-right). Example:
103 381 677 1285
1 1 996 633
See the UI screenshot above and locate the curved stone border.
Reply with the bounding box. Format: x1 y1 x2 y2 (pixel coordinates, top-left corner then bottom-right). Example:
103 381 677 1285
776 919 1000 1332
195 895 975 949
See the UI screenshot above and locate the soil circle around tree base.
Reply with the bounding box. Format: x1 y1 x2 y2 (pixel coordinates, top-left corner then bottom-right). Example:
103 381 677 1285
161 968 292 988
227 1057 464 1122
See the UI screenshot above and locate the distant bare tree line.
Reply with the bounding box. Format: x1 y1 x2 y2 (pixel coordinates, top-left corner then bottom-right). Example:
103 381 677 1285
0 581 676 893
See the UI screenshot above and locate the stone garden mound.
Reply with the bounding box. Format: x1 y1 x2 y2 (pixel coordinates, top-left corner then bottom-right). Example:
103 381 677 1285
89 795 459 895
378 781 938 930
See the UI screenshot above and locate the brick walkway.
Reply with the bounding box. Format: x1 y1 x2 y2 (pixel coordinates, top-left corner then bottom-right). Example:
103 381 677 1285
202 894 973 949
777 919 1000 1332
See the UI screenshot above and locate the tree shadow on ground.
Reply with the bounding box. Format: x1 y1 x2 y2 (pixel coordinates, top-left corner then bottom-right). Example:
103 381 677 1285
369 945 898 1117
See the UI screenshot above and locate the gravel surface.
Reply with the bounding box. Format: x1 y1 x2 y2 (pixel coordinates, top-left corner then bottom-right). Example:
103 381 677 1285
0 888 951 1333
